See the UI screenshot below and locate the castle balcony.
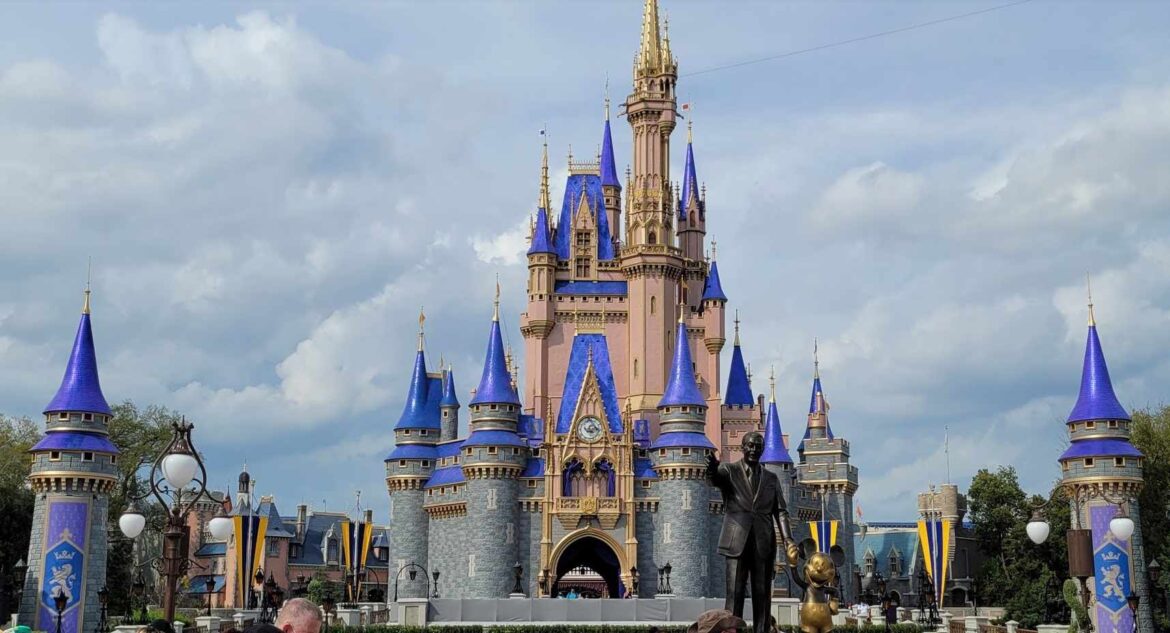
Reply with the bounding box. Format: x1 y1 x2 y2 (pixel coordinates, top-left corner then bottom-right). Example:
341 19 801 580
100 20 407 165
555 496 622 530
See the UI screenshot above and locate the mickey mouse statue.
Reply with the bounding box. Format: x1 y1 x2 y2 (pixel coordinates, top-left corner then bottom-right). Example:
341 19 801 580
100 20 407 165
789 539 846 633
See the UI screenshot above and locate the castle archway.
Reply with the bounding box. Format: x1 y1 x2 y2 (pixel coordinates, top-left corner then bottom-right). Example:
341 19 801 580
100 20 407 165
549 529 627 598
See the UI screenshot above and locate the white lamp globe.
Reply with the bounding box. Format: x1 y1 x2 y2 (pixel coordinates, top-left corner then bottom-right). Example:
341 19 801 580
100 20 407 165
208 516 233 540
119 510 146 539
1110 515 1135 541
1026 519 1051 545
161 452 199 490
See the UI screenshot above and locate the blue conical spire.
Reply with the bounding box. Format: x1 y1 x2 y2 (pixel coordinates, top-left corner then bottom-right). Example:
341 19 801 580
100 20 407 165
528 208 554 255
440 368 460 408
44 289 112 416
702 260 727 302
659 313 705 408
470 287 521 406
601 93 620 188
1067 301 1130 423
761 369 792 464
802 341 834 444
724 312 752 406
679 124 699 219
394 349 433 429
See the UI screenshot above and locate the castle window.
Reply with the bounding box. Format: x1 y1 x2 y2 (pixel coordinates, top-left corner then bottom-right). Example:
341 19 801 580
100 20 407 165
399 460 407 467
110 455 118 465
576 231 591 247
1115 457 1125 467
1108 420 1118 429
1085 421 1096 430
420 430 428 436
634 359 639 378
648 231 657 245
82 452 93 462
681 448 691 456
659 449 667 457
641 480 650 489
576 260 590 277
83 413 93 421
422 460 430 468
49 451 61 461
1084 458 1094 468
683 287 689 305
490 404 497 410
403 429 411 435
488 447 497 455
651 296 657 315
527 480 537 488
513 448 520 455
267 540 279 557
58 413 68 420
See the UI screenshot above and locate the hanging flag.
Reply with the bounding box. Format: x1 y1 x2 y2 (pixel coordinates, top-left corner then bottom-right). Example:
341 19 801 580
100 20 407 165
341 520 374 601
807 520 838 554
856 505 863 520
681 103 692 112
917 519 952 605
233 514 268 607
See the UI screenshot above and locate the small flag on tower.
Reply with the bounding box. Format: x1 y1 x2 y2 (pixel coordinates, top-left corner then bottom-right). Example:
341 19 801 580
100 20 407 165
681 103 692 112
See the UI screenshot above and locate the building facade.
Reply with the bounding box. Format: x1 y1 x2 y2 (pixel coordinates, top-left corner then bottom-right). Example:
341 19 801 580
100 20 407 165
384 0 860 602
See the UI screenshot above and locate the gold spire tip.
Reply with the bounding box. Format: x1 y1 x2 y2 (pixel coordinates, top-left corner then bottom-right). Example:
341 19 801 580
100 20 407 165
813 338 820 379
769 365 776 403
417 306 426 351
82 257 92 315
1086 273 1096 326
687 119 693 144
493 275 501 322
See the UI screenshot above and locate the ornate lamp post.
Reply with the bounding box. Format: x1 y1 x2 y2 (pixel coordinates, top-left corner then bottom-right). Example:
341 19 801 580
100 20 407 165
258 573 278 623
321 594 336 631
118 419 211 623
511 563 525 596
391 562 432 602
54 588 68 633
1146 559 1164 619
130 573 146 622
94 586 109 633
431 570 440 599
203 577 215 616
1126 593 1140 633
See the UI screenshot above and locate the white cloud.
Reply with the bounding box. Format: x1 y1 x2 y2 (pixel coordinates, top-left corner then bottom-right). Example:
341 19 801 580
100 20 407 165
471 217 532 265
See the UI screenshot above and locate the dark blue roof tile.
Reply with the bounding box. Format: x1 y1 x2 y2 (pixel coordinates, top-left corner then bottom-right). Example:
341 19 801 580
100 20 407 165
394 350 440 430
424 466 466 488
650 431 715 450
761 400 792 464
724 341 752 406
44 312 112 416
702 261 728 302
554 174 614 261
31 431 119 455
470 319 520 406
462 429 526 447
520 457 545 478
556 334 623 434
440 369 460 407
1067 324 1130 423
659 322 705 408
600 119 620 188
528 208 555 255
1060 439 1143 460
384 444 438 461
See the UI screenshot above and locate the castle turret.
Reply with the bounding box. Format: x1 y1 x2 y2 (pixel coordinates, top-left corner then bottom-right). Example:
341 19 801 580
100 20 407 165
462 289 526 597
384 314 439 600
795 343 858 603
600 98 622 245
440 367 460 441
21 288 120 633
717 312 758 462
523 140 558 419
649 311 714 597
1058 294 1151 633
700 249 728 445
677 123 706 261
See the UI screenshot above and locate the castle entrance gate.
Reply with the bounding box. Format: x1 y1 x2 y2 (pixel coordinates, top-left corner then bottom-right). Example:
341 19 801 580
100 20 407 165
549 531 627 598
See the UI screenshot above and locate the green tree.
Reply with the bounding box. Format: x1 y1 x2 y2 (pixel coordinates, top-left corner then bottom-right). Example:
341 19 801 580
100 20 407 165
1131 405 1170 630
968 466 1070 628
0 414 40 612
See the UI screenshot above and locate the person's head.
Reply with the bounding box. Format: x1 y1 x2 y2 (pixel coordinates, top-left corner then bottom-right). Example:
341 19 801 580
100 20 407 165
741 432 763 465
274 598 322 633
687 609 748 633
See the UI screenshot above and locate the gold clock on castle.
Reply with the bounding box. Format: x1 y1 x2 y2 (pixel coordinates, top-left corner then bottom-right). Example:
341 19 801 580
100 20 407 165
577 416 604 443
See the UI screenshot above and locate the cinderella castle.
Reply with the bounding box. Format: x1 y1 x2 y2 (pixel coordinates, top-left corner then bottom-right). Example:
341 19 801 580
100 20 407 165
383 0 859 602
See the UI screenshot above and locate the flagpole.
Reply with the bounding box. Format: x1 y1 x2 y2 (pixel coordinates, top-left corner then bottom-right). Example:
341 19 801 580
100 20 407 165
944 426 950 484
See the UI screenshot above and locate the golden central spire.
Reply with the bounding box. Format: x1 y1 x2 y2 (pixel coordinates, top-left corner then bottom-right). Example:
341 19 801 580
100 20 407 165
636 0 663 76
1086 273 1096 326
539 133 551 211
83 257 92 315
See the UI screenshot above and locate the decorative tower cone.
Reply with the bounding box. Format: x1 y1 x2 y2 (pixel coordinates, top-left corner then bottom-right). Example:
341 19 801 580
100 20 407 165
20 288 120 633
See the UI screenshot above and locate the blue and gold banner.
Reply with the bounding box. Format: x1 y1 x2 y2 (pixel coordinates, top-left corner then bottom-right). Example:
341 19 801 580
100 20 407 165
38 499 91 633
1091 505 1134 633
808 520 838 554
917 519 951 605
233 515 268 606
341 520 373 576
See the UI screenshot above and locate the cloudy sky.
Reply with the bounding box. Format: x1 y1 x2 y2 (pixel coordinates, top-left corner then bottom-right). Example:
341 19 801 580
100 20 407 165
2 0 1169 523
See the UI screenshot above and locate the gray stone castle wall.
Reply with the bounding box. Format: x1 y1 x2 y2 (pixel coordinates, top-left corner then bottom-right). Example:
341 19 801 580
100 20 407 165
707 494 726 599
427 511 469 599
19 493 47 624
516 504 541 596
388 488 429 599
440 406 459 443
463 478 519 597
655 475 709 597
634 485 659 598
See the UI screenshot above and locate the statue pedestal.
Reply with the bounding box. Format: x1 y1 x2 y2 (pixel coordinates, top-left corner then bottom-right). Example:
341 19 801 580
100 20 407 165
772 598 801 626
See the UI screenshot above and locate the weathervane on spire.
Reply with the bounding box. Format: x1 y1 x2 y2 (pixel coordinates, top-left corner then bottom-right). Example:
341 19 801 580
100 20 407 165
769 365 776 403
711 238 717 260
733 309 741 346
418 307 426 351
493 274 501 322
83 257 92 315
813 338 820 379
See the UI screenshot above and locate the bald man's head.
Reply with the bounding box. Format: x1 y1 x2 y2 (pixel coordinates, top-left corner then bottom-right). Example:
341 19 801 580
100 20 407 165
275 598 322 633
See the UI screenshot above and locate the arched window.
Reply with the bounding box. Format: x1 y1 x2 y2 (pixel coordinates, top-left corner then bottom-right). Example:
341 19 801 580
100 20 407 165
594 459 616 497
689 210 696 225
650 296 656 315
633 359 638 378
562 459 585 497
864 550 875 575
648 231 657 245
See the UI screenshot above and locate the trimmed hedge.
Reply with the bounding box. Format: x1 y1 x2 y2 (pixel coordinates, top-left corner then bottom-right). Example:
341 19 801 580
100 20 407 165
335 624 923 633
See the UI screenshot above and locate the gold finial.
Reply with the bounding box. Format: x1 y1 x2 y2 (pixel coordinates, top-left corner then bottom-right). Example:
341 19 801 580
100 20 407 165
567 144 573 165
539 133 551 211
439 354 445 371
733 310 741 346
769 365 776 403
687 119 693 144
493 275 500 322
678 294 685 325
1086 273 1096 326
417 307 426 351
573 305 580 335
82 257 92 315
711 238 717 260
636 0 663 77
813 338 820 379
604 75 610 120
